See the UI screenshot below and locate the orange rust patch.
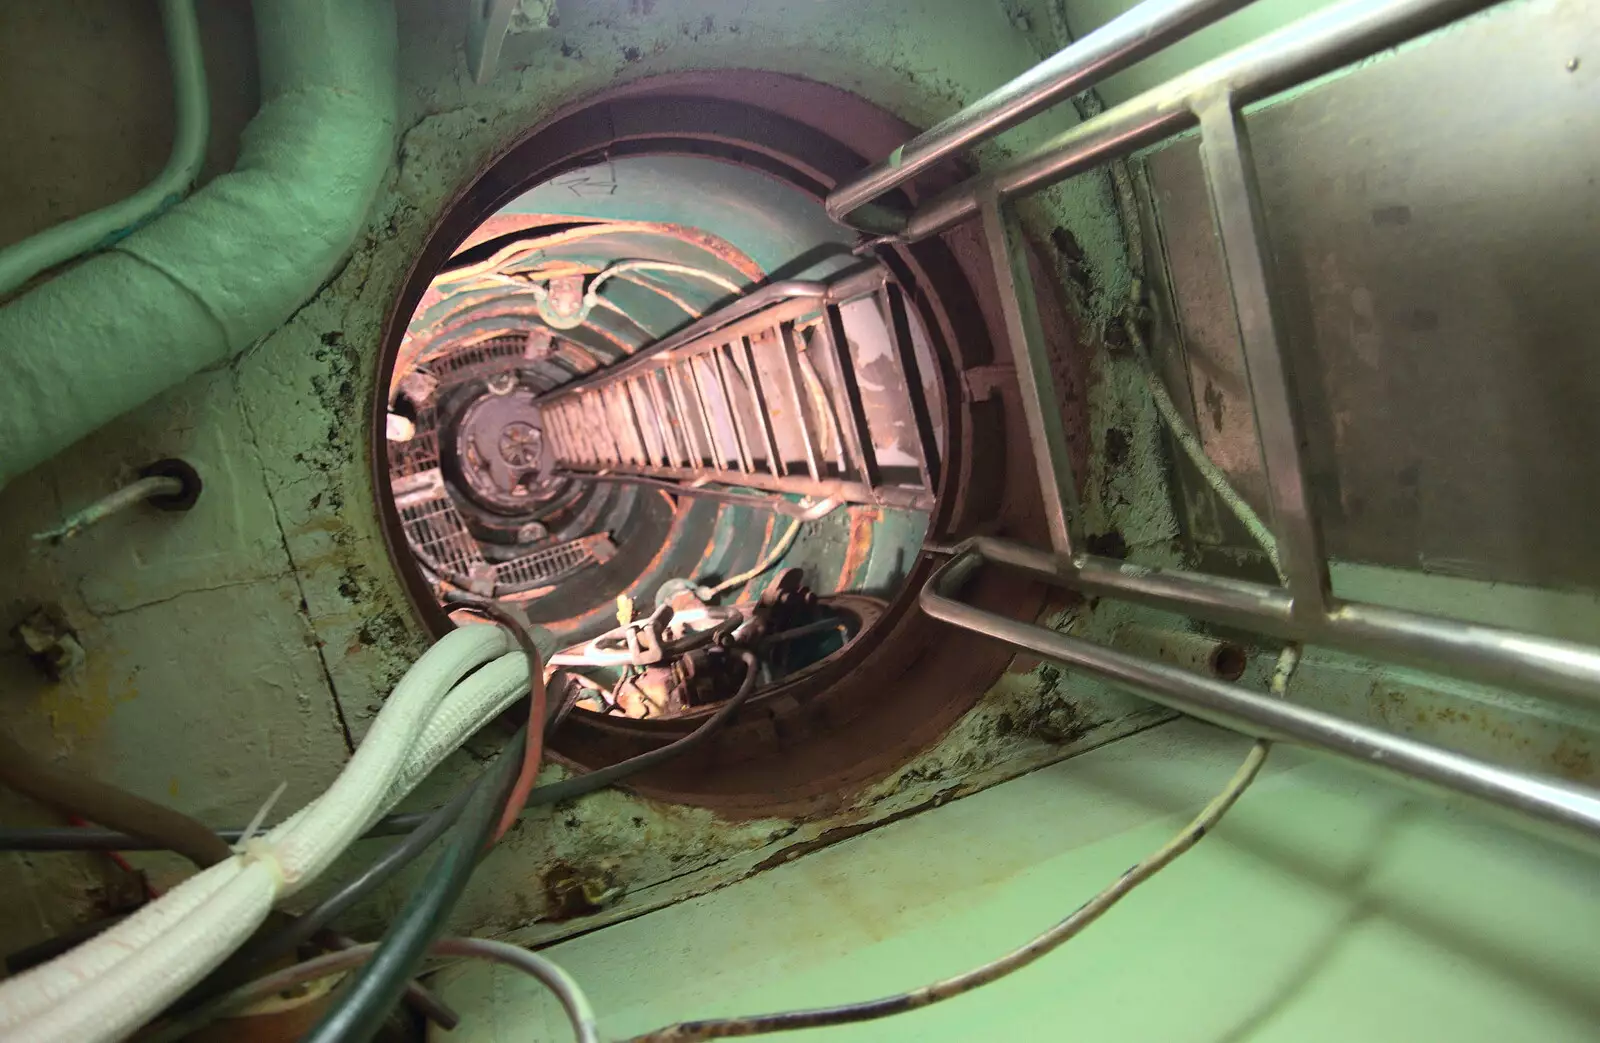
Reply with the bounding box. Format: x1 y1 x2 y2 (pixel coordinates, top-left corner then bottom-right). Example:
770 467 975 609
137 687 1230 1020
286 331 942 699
837 507 878 591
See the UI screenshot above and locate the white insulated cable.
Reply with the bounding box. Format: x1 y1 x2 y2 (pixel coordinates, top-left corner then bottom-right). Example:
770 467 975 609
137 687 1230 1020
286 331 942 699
375 650 531 819
533 260 745 329
265 623 511 894
7 861 278 1043
0 624 512 1043
0 860 243 1028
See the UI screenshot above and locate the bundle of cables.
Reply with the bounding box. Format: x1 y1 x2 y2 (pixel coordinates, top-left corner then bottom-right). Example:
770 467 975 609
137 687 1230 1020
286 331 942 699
0 598 763 1043
295 627 760 1043
0 621 530 1042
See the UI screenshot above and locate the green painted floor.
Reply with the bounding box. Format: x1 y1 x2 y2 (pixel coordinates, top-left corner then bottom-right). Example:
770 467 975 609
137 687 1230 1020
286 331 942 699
432 720 1600 1042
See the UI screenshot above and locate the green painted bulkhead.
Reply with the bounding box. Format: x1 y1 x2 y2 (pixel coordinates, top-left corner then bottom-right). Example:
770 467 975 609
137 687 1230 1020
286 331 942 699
0 0 1595 1040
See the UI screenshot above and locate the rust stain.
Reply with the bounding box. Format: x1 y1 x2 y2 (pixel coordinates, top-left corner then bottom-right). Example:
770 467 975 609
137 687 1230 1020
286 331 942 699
541 860 627 921
41 652 138 741
836 507 877 591
292 516 351 537
750 786 962 874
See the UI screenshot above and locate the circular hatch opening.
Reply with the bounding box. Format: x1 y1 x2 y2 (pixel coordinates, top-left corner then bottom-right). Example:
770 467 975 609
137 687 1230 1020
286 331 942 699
373 73 1065 815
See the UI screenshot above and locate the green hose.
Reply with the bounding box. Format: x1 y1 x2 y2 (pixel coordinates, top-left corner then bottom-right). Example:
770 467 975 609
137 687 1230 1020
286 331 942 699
0 0 209 297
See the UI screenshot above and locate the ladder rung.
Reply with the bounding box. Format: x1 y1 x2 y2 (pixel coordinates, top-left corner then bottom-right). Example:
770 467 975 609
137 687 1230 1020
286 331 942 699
778 321 823 482
686 355 726 472
819 301 880 490
627 378 661 467
739 333 783 477
645 370 683 468
614 383 648 466
548 409 572 461
877 284 941 490
711 345 754 473
665 362 706 467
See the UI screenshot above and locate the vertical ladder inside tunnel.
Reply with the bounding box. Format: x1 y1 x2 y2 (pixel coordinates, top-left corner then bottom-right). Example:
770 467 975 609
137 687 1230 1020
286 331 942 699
537 267 942 517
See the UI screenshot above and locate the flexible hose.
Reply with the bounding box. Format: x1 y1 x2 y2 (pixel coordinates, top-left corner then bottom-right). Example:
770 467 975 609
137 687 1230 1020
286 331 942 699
0 651 531 854
0 647 757 1037
264 625 511 894
31 474 185 544
0 733 231 868
0 641 755 862
309 652 759 1043
198 783 478 998
4 860 270 1043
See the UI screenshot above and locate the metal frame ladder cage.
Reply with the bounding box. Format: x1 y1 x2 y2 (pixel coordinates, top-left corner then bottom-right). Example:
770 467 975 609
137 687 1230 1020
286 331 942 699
535 266 941 519
825 0 1600 847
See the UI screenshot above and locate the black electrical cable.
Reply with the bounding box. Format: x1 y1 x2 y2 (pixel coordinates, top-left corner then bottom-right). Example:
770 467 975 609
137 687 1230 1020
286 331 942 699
4 648 760 1041
303 651 758 1042
173 605 552 1017
0 648 762 853
154 936 597 1043
302 725 528 1043
0 823 251 851
266 647 757 961
225 606 558 985
530 648 757 807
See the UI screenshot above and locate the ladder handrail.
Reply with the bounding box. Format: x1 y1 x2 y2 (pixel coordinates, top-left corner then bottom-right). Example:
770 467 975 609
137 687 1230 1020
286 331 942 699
829 0 1600 850
825 0 1253 230
836 0 1502 245
923 544 1600 850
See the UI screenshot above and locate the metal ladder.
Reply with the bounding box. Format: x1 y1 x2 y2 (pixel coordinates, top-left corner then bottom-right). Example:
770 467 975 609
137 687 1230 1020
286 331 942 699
824 0 1600 846
536 267 940 517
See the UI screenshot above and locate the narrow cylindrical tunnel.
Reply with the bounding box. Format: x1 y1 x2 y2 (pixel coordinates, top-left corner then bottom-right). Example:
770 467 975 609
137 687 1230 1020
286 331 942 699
374 74 1072 814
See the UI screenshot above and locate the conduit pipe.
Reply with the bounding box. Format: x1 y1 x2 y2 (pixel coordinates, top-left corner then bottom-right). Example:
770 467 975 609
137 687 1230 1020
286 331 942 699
0 0 398 487
0 625 513 1043
0 0 209 298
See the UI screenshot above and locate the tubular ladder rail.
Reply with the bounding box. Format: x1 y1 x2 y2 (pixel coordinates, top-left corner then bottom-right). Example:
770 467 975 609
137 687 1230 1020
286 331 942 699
534 267 941 517
827 0 1600 849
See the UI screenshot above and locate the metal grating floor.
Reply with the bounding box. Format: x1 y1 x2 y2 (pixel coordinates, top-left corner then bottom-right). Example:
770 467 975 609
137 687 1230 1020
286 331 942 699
397 486 482 581
494 533 614 592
